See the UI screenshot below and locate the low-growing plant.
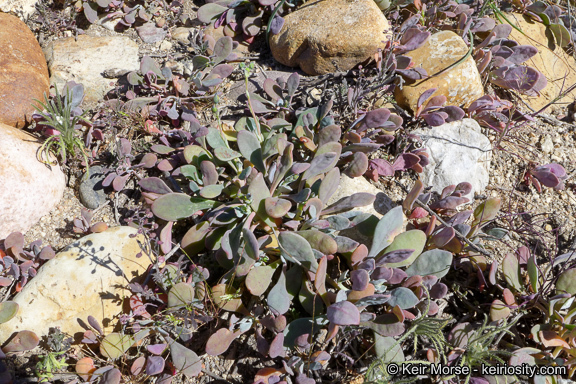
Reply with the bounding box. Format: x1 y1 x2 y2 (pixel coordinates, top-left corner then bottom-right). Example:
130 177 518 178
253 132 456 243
32 83 91 167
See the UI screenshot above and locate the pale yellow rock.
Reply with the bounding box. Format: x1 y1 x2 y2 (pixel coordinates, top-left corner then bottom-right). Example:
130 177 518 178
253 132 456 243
395 30 484 112
0 227 151 340
505 13 576 112
269 0 391 75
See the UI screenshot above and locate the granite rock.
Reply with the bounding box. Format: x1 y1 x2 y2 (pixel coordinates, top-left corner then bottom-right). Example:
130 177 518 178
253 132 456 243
269 0 391 75
0 123 65 239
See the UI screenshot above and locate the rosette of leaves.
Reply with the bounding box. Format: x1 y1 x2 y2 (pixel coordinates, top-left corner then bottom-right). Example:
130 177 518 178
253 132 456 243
414 88 466 127
467 94 534 133
524 1 573 48
118 40 235 126
80 0 151 28
471 23 547 97
101 137 158 192
525 163 567 192
197 0 286 44
0 231 56 293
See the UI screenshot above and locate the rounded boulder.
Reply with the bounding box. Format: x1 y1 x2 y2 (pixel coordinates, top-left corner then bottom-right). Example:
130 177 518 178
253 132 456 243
0 12 50 128
269 0 391 75
0 123 65 239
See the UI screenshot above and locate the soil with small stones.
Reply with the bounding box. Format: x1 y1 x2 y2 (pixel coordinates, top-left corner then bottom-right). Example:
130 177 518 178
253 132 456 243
4 0 576 383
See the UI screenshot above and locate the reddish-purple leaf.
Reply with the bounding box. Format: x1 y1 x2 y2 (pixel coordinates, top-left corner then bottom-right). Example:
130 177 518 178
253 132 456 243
351 269 370 291
417 88 438 108
376 249 415 265
269 333 285 358
327 301 360 325
146 356 165 375
147 343 167 355
139 177 173 194
131 356 146 376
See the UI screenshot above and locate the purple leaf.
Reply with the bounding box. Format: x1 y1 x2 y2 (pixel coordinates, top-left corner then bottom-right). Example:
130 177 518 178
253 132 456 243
351 269 370 291
197 3 227 23
417 88 438 108
146 356 165 375
327 301 360 325
269 16 285 35
493 23 512 38
507 45 538 64
471 17 496 33
430 196 469 210
376 249 415 265
443 106 465 122
88 315 103 334
363 108 391 129
432 227 455 247
430 282 448 299
388 268 407 284
393 153 420 171
269 333 285 358
531 169 560 187
369 159 394 176
147 343 167 355
139 177 173 194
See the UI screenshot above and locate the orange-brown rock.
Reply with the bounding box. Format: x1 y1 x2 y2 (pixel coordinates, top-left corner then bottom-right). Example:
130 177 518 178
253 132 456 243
505 13 576 112
0 12 50 128
269 0 391 75
394 30 484 112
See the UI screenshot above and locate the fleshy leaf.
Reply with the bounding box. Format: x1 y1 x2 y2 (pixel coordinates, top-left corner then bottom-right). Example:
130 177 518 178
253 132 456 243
152 193 217 221
405 249 453 278
278 232 318 272
387 287 419 309
327 301 360 325
369 207 404 257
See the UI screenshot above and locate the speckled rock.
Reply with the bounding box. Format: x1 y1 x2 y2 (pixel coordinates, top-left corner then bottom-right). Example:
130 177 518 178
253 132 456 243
327 174 395 218
395 30 484 112
43 35 139 105
269 0 391 75
79 166 108 209
0 13 50 128
505 13 576 112
326 174 399 246
0 123 65 239
414 118 492 198
0 0 38 19
0 227 151 340
172 27 194 44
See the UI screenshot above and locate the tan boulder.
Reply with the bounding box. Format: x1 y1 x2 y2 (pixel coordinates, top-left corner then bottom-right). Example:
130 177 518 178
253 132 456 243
0 227 151 341
0 12 50 128
0 123 65 239
395 30 484 112
269 0 391 75
505 13 576 112
44 35 139 105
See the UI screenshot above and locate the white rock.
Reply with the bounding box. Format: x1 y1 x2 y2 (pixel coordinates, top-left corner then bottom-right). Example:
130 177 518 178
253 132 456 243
0 123 65 239
414 118 492 198
541 135 554 154
327 174 395 218
0 227 151 340
43 35 139 105
0 0 37 20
